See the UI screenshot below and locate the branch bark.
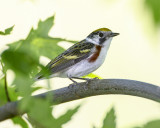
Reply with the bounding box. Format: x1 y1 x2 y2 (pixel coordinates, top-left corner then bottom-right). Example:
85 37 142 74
0 79 160 121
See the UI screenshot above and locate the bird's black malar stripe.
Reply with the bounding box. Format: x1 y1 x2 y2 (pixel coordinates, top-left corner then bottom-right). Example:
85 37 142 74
99 37 106 45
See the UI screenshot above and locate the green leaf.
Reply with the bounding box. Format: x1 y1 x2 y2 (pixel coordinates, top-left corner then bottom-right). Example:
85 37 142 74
145 0 160 26
35 15 54 38
134 119 160 128
1 50 39 75
1 15 77 97
0 77 18 106
0 77 7 106
92 125 97 128
102 107 116 128
0 77 29 128
26 98 57 128
11 116 29 128
1 15 76 89
31 86 43 93
1 48 40 97
5 15 75 64
25 37 65 60
144 120 160 128
0 25 14 35
0 14 80 128
26 98 81 128
56 105 81 127
26 15 55 39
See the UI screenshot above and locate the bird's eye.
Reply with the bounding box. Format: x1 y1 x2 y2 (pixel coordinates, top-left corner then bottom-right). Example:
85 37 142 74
99 32 104 37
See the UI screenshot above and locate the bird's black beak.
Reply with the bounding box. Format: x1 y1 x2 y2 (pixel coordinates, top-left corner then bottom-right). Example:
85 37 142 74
110 32 119 37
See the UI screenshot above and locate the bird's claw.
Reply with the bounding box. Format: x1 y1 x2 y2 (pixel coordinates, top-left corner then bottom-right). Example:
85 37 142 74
85 77 99 85
93 77 99 80
68 82 78 89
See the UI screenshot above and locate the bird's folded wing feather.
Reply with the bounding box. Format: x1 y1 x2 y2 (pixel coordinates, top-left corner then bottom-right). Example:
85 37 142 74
36 41 94 79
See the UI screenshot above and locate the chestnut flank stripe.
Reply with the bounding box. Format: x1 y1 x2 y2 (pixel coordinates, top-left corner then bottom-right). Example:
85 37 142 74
88 45 102 62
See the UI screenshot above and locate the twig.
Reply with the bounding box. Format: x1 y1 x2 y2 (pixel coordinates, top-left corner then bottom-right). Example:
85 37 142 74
0 79 160 121
4 74 11 102
0 61 11 102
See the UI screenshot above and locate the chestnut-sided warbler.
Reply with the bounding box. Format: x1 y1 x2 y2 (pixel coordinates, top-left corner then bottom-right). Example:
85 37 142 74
36 28 119 84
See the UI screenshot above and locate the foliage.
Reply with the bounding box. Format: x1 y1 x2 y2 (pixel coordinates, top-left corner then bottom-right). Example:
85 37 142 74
134 120 160 128
26 98 81 128
102 107 116 128
93 106 116 128
0 77 18 106
0 77 28 127
55 105 80 126
0 25 14 35
93 106 160 128
145 0 160 27
0 15 80 128
12 116 29 128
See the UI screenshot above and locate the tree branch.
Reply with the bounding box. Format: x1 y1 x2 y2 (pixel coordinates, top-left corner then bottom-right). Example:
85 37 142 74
0 79 160 121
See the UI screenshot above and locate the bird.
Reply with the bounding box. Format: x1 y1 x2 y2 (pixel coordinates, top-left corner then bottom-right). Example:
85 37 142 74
35 28 119 84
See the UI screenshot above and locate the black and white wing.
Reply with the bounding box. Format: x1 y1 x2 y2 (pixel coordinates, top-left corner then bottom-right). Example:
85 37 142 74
36 40 95 80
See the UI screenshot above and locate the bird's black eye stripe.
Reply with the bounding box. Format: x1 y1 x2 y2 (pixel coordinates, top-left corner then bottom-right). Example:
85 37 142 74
99 32 104 37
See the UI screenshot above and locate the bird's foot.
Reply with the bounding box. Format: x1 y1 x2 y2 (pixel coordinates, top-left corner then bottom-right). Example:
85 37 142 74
68 81 79 89
68 77 99 90
85 77 99 85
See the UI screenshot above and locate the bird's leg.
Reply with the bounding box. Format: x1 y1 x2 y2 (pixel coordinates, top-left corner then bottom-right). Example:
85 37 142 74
71 77 99 85
68 76 81 89
68 76 99 90
69 77 79 86
71 77 91 85
68 77 87 89
70 77 90 81
70 77 98 91
70 77 91 90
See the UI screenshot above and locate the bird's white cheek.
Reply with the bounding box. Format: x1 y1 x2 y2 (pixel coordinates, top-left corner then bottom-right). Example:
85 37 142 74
86 37 99 45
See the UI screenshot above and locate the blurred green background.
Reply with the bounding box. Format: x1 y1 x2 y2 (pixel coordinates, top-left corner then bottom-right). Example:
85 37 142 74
0 0 160 128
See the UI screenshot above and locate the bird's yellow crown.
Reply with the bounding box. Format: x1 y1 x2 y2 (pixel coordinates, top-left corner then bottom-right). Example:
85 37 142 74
93 28 111 33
